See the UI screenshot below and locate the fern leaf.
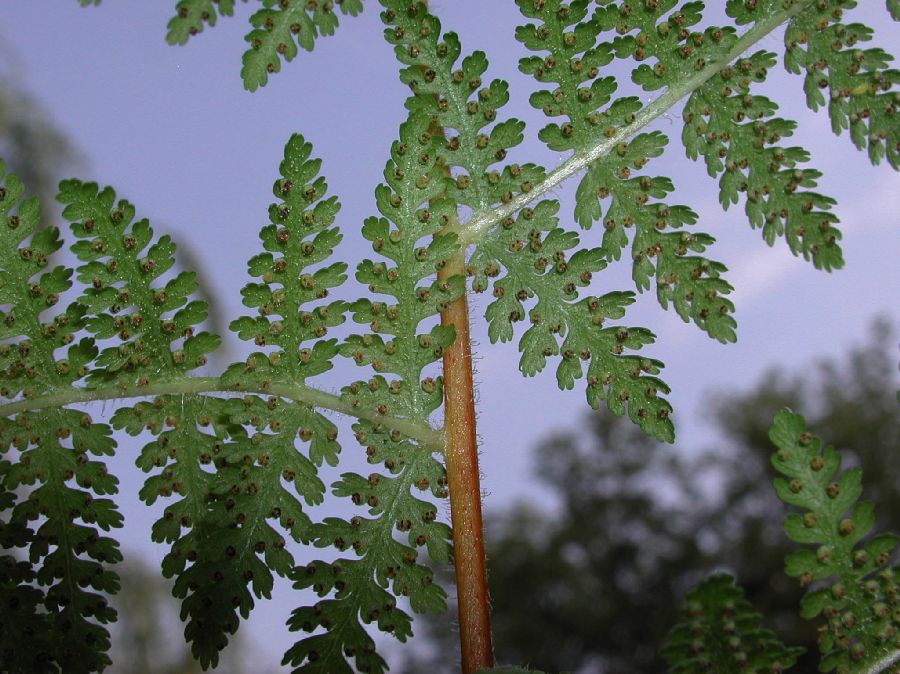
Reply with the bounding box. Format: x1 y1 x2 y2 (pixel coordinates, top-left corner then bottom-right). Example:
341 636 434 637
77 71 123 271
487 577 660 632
381 0 544 215
468 199 675 441
681 47 846 271
0 162 122 674
114 134 348 668
284 113 456 673
112 395 251 668
777 1 899 169
57 179 221 387
661 573 805 673
514 1 736 342
166 0 247 45
77 0 100 6
225 132 348 382
769 408 900 673
242 0 364 91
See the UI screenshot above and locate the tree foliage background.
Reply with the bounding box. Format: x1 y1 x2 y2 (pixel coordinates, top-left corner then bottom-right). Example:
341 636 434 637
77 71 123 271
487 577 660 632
397 317 899 674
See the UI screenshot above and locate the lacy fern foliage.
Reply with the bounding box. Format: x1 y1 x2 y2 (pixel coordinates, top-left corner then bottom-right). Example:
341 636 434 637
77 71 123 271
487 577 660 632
163 0 365 91
770 409 900 674
283 114 458 674
0 162 122 673
6 0 900 672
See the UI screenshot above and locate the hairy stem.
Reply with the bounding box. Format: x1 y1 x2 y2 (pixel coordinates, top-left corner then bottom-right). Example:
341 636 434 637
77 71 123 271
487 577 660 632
863 649 900 674
458 0 812 246
0 378 444 449
439 251 493 674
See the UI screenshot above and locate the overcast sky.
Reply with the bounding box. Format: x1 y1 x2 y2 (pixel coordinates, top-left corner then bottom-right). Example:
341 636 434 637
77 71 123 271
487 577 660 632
2 2 898 671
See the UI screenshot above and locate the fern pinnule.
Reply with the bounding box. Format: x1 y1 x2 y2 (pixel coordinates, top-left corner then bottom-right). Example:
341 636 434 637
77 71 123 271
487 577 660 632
285 111 456 674
777 1 899 169
514 1 737 344
0 162 122 674
769 408 900 673
113 394 251 667
382 0 545 215
681 46 846 271
221 130 348 554
241 0 365 91
58 178 221 387
468 198 675 440
661 573 805 674
225 132 348 385
114 134 347 667
166 0 248 45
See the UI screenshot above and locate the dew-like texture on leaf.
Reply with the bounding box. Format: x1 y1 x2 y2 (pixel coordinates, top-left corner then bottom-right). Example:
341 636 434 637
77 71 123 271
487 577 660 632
58 179 221 387
769 409 900 673
284 113 456 674
166 0 247 45
0 162 122 674
242 0 364 91
662 573 805 673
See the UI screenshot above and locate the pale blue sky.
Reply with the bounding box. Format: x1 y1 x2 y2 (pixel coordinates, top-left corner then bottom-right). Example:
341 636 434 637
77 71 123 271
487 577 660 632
1 2 898 671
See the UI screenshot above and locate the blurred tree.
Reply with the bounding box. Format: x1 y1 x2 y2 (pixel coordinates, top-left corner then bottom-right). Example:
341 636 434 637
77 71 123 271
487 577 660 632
395 317 899 674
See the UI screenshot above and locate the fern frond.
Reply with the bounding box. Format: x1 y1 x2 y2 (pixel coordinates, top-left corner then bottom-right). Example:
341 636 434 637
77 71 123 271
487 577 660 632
468 199 675 441
769 408 900 673
284 113 456 674
242 0 365 91
381 0 545 215
381 0 678 440
681 46 845 271
661 573 805 674
514 1 736 343
0 162 122 674
57 179 221 387
112 394 250 668
772 1 899 169
112 134 349 668
166 0 248 45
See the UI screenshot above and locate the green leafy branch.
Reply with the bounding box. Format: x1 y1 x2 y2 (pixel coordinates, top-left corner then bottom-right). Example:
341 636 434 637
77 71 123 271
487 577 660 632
15 1 900 672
